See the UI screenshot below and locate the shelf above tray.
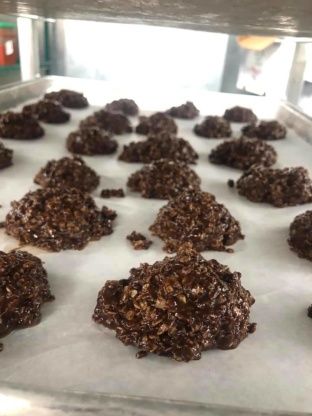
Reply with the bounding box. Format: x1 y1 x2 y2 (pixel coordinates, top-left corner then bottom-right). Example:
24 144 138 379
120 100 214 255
3 0 312 37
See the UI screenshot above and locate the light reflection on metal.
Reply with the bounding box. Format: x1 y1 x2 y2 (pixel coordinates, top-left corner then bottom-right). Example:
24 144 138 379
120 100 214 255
0 382 309 416
17 17 40 81
0 394 31 415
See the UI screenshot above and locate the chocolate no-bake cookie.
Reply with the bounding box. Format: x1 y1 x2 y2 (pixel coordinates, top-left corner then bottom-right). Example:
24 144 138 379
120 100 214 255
209 137 277 170
223 106 257 123
44 89 89 109
101 206 117 221
100 189 125 198
308 305 312 318
288 211 312 262
80 110 132 135
126 231 152 250
150 190 244 253
0 111 44 140
93 244 255 361
34 156 100 193
127 159 201 199
136 112 177 135
0 141 13 169
242 120 287 141
0 250 54 339
5 187 116 251
119 133 198 164
104 99 139 116
23 100 70 124
66 127 118 155
236 165 312 207
194 116 232 139
165 101 199 119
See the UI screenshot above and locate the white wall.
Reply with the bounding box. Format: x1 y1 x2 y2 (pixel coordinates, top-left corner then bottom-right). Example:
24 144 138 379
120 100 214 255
60 21 229 91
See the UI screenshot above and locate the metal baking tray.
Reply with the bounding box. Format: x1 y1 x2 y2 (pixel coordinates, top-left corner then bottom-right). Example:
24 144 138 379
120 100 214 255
0 76 311 416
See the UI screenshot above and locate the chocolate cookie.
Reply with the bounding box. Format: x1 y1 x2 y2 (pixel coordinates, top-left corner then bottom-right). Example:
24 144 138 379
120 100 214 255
126 231 152 250
288 211 312 262
93 244 255 361
100 189 125 198
136 112 177 135
80 110 132 135
104 99 139 116
66 127 118 155
44 89 89 109
236 165 312 207
0 250 54 340
165 101 199 119
5 187 116 251
0 111 44 140
127 159 201 199
223 106 257 123
0 141 13 169
23 100 70 124
242 120 286 140
194 116 232 138
209 137 277 170
150 190 244 253
119 133 198 164
34 156 100 193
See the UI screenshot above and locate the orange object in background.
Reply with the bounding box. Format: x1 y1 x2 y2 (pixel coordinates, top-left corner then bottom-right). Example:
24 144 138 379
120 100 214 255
237 36 277 51
0 22 18 66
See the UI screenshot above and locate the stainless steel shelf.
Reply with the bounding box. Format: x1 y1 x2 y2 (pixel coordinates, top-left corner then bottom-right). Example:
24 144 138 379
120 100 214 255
3 0 312 37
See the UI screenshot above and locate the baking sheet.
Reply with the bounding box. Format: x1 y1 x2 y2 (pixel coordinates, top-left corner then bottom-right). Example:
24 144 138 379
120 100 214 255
0 82 311 414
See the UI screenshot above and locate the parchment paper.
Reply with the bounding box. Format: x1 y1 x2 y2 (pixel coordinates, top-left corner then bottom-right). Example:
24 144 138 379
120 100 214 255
0 84 311 413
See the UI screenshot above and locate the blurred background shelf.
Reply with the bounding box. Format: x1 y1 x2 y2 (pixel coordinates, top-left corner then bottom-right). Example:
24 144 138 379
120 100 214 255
0 65 20 86
2 0 312 37
0 64 20 71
